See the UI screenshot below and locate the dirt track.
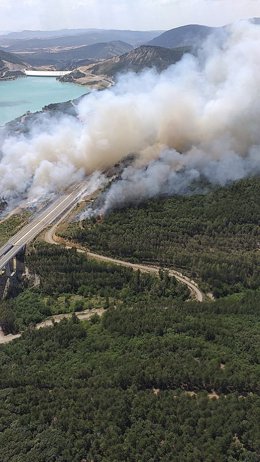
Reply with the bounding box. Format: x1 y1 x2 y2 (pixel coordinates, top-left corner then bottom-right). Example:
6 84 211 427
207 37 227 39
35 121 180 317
0 308 104 345
0 203 205 346
87 251 204 302
0 227 204 346
45 221 205 303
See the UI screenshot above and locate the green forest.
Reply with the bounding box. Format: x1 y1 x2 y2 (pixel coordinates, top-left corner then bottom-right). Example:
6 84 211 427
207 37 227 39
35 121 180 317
0 242 188 333
61 178 260 298
0 177 259 461
0 291 259 461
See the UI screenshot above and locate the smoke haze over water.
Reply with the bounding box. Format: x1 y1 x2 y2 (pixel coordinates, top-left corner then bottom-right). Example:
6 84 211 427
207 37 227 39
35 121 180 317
0 20 260 214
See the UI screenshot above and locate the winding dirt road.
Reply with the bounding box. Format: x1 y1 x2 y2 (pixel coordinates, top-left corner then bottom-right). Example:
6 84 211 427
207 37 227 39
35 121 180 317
0 215 204 345
87 252 204 302
45 221 205 303
0 308 104 345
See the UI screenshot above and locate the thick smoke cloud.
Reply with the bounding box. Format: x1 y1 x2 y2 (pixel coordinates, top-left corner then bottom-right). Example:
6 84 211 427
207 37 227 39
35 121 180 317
93 147 259 215
0 20 260 213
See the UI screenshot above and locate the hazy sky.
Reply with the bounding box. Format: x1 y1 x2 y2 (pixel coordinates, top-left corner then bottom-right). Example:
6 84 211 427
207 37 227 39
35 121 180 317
0 0 259 31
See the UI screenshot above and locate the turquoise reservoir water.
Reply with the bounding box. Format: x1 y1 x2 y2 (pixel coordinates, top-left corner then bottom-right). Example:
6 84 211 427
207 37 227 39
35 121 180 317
0 77 88 126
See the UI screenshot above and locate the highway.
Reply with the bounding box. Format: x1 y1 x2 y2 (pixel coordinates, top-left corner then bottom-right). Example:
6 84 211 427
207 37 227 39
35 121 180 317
0 182 89 271
0 178 205 301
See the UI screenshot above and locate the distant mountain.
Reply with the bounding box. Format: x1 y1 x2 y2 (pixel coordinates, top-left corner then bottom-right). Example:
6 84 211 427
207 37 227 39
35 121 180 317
148 24 217 49
2 29 96 40
60 45 191 89
2 20 259 52
2 30 163 51
86 45 191 77
18 41 133 68
148 19 260 49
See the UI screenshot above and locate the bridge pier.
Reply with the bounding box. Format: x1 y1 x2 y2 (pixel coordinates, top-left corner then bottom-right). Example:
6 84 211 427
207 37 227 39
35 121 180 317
0 272 8 300
5 260 12 277
0 248 26 300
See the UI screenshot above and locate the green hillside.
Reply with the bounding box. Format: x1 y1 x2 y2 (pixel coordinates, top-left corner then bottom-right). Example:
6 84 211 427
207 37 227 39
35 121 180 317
61 177 260 297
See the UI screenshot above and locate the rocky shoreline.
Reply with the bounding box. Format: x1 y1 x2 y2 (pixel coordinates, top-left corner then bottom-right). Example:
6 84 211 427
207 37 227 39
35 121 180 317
59 68 114 89
0 70 25 81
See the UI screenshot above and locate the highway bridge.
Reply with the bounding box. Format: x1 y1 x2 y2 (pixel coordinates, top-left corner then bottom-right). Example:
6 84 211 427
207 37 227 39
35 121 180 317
0 182 89 273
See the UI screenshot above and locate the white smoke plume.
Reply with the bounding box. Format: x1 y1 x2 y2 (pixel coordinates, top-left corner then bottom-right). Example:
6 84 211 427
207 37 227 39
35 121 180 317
0 20 260 214
95 147 260 214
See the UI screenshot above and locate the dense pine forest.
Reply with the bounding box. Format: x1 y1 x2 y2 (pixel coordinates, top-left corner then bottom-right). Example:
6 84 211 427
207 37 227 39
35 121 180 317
61 178 260 297
0 178 259 461
0 291 259 461
0 242 188 333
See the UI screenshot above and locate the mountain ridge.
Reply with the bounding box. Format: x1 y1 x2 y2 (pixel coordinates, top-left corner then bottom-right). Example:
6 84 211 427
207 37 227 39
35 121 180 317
18 41 133 67
148 24 218 48
148 19 260 48
86 44 191 76
1 30 163 51
60 44 191 88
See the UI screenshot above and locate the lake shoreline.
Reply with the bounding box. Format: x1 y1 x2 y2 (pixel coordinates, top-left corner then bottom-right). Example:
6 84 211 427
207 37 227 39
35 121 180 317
0 77 89 126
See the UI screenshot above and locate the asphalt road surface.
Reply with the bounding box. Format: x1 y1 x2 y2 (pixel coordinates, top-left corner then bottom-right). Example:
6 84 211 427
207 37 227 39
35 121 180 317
0 182 89 271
